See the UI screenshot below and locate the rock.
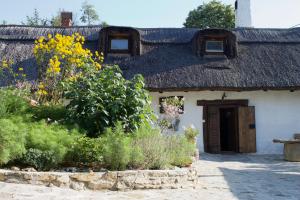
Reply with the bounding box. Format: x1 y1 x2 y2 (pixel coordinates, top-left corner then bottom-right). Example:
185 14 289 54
22 167 37 172
70 182 85 191
11 166 20 171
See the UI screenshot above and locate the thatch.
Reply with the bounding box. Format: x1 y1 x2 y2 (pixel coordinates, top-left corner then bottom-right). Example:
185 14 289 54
1 25 300 90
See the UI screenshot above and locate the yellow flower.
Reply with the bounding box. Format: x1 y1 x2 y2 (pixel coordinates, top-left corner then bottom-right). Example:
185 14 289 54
18 67 24 71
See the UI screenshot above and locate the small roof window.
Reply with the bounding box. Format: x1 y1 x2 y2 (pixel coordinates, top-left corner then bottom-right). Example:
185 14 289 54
205 40 224 53
110 39 129 50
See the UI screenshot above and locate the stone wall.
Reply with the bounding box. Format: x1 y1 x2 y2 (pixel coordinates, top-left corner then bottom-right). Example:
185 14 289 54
0 168 198 191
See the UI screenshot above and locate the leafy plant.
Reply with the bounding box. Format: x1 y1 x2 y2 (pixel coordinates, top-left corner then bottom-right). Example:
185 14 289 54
20 148 58 171
184 125 199 143
0 88 30 118
65 65 154 136
0 117 27 165
102 123 132 170
25 120 80 165
67 137 104 164
167 135 195 167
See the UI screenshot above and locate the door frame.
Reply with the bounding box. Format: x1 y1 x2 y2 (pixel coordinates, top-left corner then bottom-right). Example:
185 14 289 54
197 100 249 153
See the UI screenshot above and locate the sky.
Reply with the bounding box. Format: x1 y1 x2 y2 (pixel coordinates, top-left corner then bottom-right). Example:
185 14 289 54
0 0 300 28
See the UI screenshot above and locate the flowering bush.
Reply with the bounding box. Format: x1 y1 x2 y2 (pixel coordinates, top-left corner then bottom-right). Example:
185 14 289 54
33 33 104 103
0 59 27 85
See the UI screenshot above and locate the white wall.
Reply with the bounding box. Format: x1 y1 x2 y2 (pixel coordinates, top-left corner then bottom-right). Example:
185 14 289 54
151 91 300 154
235 0 253 28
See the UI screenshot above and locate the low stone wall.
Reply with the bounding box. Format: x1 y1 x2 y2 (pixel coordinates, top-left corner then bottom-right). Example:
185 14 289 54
0 168 198 191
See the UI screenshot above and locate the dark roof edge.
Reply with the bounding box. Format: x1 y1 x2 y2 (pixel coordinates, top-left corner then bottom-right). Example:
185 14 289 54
148 86 300 92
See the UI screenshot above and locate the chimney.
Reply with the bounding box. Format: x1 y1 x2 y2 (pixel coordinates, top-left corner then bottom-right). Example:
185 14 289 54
61 12 73 27
235 0 252 28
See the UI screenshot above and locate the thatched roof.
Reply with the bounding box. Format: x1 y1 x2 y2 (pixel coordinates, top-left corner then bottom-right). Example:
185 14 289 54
1 25 300 91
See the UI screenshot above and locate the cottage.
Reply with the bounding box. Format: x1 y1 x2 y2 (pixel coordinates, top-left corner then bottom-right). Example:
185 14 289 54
1 0 300 154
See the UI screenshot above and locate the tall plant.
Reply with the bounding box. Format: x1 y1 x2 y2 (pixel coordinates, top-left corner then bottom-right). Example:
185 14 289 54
64 65 154 136
33 33 103 103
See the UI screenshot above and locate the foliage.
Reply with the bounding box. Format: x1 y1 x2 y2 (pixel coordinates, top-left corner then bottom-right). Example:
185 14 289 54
131 127 169 169
80 0 100 25
184 125 199 143
29 104 67 122
64 65 154 136
22 9 49 26
20 148 58 171
184 0 235 29
167 135 195 167
25 120 80 165
101 123 132 170
0 117 27 164
0 59 27 85
33 33 104 103
67 137 104 164
0 88 30 118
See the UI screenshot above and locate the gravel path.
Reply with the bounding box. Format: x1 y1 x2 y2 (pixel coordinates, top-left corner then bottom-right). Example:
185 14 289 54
0 154 299 200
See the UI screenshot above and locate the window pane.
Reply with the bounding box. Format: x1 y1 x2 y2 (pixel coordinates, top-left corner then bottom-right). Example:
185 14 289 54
111 39 129 50
206 41 224 52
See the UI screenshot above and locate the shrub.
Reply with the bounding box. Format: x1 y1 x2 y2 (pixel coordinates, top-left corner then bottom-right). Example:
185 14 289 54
184 125 199 143
64 66 154 136
67 137 104 164
0 117 27 165
167 135 195 167
30 104 67 122
20 148 58 171
131 127 169 169
102 123 132 170
25 120 80 166
0 88 29 118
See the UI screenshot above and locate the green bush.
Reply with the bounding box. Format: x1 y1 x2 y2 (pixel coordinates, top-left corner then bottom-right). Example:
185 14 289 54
167 136 195 167
20 148 58 171
30 104 67 122
131 127 169 169
0 88 29 118
64 65 154 136
102 123 132 170
67 137 104 164
25 120 80 165
184 126 199 143
0 117 27 164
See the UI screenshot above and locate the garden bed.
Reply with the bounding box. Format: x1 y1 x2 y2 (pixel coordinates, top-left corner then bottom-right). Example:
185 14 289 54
0 167 198 191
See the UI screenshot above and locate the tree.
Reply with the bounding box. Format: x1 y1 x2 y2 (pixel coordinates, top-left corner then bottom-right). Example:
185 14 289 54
22 9 49 26
184 0 235 29
80 1 99 25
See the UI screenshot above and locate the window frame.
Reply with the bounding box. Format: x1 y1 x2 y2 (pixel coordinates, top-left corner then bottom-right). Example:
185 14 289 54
108 34 132 54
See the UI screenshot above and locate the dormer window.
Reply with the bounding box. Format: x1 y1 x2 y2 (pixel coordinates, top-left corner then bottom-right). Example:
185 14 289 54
192 29 237 59
205 40 224 53
99 27 141 56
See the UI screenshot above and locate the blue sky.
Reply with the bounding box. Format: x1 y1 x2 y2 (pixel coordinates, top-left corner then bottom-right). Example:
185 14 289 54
1 0 300 28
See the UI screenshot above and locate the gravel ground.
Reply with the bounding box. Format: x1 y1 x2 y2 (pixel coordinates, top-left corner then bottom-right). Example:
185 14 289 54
0 154 299 200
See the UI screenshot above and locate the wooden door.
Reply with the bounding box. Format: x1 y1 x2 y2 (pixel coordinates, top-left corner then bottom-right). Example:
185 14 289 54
238 106 257 153
207 106 221 153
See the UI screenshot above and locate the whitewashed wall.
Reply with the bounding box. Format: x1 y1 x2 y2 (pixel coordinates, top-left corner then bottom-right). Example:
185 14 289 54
151 91 300 154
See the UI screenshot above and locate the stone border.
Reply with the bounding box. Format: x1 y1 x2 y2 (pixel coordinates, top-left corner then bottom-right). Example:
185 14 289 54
0 168 198 191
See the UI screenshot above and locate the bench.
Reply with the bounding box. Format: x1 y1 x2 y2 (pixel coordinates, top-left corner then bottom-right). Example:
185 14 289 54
273 134 300 162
